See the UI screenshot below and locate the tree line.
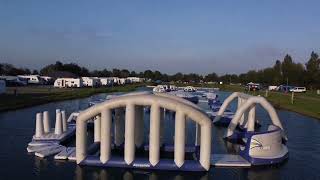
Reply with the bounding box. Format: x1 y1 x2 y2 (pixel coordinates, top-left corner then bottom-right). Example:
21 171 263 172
1 51 319 88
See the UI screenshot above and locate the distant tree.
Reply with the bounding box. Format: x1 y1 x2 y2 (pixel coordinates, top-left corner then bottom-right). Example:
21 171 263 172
40 61 89 76
0 64 3 75
154 71 162 81
120 69 130 78
204 72 218 82
272 60 282 85
32 70 39 75
112 69 121 77
171 72 183 82
143 70 154 80
0 63 31 75
130 71 137 77
281 54 305 86
305 51 320 89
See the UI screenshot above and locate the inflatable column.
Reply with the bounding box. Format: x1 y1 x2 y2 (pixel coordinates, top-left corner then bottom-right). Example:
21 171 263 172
100 109 112 163
35 112 44 138
43 111 51 133
125 103 135 165
61 110 67 132
94 115 101 142
149 104 160 166
238 97 245 125
247 104 256 132
174 111 185 167
55 111 63 135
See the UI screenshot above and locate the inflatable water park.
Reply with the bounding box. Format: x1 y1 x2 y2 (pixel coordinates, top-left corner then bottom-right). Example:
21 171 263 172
26 87 289 172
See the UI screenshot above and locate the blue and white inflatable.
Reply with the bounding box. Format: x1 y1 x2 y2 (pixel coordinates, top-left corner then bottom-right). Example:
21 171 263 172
224 95 289 165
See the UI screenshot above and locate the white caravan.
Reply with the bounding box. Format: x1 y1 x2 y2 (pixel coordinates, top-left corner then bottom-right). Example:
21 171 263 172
99 78 114 86
54 78 83 88
81 77 100 87
18 75 45 85
126 77 144 83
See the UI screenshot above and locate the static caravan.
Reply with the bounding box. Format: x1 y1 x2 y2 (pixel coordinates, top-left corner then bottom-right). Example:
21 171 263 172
0 80 6 94
54 78 83 88
119 78 128 85
0 76 28 86
126 77 144 83
268 86 278 91
18 75 45 85
40 76 54 85
99 78 114 86
81 77 101 87
111 77 120 85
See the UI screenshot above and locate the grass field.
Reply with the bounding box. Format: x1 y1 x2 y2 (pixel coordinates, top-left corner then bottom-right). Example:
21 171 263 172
0 84 142 112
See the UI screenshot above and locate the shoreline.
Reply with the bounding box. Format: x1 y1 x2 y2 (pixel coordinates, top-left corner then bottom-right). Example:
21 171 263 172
169 83 320 120
217 85 320 120
1 83 319 120
0 84 142 112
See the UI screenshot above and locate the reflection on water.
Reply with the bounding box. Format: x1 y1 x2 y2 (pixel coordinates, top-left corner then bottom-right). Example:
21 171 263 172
34 157 48 176
0 89 319 179
74 166 210 180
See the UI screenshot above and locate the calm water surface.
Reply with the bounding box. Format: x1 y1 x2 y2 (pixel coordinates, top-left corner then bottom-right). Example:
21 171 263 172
0 90 319 180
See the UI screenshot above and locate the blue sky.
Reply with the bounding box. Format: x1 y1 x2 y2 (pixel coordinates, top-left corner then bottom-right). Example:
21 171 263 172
0 0 319 75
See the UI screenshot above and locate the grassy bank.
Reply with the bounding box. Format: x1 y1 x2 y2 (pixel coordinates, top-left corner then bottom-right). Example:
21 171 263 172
0 84 142 112
167 83 320 119
207 84 320 119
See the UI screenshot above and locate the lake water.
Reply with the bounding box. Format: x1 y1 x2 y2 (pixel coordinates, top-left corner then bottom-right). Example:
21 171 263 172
0 90 319 180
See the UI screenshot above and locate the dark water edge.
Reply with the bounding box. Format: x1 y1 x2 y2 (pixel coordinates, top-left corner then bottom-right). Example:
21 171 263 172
0 90 319 180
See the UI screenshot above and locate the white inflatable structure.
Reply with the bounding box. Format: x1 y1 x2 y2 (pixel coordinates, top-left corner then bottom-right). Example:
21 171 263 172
26 90 289 170
223 95 288 165
212 92 255 127
76 93 212 171
184 86 196 92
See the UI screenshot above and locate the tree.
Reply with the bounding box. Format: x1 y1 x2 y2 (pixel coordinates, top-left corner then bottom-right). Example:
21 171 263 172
130 71 137 77
32 70 39 75
120 69 130 78
305 51 320 88
171 72 183 82
143 70 154 80
0 63 31 75
281 54 305 86
204 73 218 82
153 71 162 81
40 61 89 76
112 69 121 77
272 60 282 85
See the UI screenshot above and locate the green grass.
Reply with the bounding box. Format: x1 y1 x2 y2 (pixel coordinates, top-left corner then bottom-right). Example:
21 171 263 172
211 84 320 119
2 82 319 119
0 84 142 112
170 83 320 119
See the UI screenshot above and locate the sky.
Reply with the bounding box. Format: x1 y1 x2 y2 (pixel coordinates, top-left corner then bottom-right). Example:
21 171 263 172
0 0 319 75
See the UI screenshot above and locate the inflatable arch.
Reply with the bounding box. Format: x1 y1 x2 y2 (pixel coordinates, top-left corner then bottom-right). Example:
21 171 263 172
226 96 287 140
213 92 253 126
225 96 288 165
76 93 212 171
